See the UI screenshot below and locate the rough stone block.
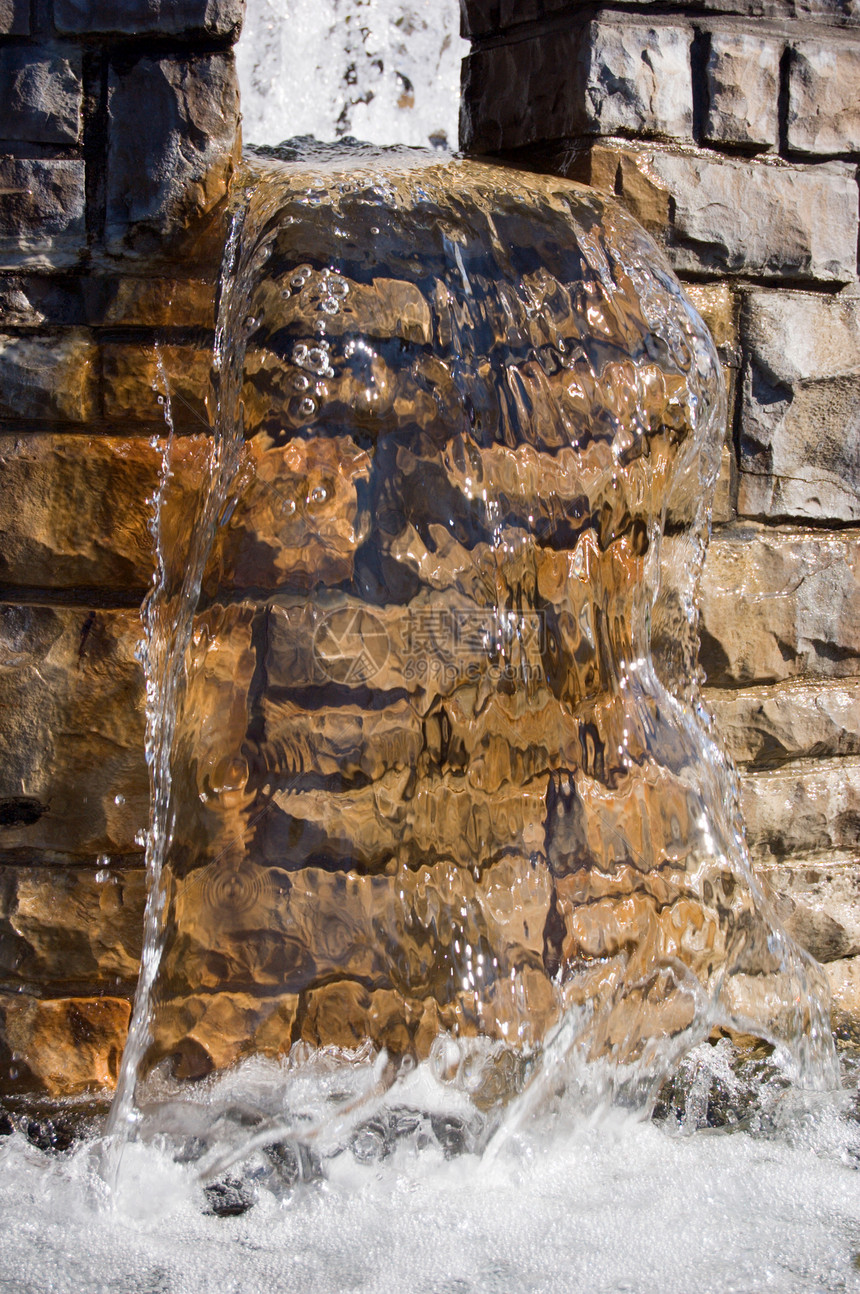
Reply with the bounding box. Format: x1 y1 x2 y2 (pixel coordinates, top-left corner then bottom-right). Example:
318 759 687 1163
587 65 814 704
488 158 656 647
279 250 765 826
0 274 215 328
0 48 82 145
704 30 780 148
0 0 29 34
788 43 860 155
460 0 860 29
698 526 860 685
0 435 158 592
0 605 148 858
0 158 85 269
574 140 858 283
0 865 145 991
105 53 240 259
584 20 693 140
0 331 97 422
738 291 860 523
741 756 860 861
101 342 212 429
461 20 692 152
54 0 243 38
758 855 860 964
708 678 860 765
0 993 129 1095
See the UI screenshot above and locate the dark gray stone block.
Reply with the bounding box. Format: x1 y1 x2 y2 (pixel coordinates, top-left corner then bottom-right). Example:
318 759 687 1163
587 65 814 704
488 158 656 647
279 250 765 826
0 48 82 146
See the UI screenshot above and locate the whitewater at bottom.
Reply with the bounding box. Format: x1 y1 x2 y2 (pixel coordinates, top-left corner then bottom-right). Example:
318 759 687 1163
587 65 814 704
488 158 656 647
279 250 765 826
2 1040 859 1294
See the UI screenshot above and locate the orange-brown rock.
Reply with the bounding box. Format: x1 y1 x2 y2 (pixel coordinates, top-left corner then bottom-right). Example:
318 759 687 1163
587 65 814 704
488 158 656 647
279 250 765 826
0 866 144 990
0 605 148 858
0 993 130 1095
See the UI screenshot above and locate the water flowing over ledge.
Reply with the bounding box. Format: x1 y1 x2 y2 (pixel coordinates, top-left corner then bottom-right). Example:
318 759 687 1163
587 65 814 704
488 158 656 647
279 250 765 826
97 145 839 1192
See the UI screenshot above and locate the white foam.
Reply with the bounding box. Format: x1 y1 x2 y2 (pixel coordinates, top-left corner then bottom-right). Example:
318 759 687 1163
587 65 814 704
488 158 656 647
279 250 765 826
2 1086 859 1294
236 0 468 150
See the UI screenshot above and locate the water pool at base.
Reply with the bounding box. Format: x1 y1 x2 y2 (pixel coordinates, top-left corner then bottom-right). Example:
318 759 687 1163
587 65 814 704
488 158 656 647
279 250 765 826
2 1044 860 1294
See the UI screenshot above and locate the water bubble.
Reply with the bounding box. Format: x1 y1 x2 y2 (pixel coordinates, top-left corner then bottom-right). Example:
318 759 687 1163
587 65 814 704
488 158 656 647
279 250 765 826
298 396 316 418
280 497 296 516
114 794 125 806
293 374 310 391
308 484 328 504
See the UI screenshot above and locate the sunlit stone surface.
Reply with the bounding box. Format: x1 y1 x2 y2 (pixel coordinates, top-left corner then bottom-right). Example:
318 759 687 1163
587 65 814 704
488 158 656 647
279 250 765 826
117 147 833 1125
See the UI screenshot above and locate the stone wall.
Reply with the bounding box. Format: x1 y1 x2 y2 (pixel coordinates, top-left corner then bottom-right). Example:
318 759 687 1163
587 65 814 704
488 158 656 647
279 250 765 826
0 0 242 1094
461 0 860 1031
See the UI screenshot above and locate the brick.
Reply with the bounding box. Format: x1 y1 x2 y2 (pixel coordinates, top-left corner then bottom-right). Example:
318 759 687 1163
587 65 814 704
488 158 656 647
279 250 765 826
460 0 860 35
105 53 240 259
101 341 212 429
573 139 858 283
788 42 860 156
0 48 82 146
0 992 129 1095
461 20 692 152
0 435 158 593
699 526 860 686
704 30 780 148
54 0 243 38
0 0 29 34
0 331 97 421
583 20 693 140
708 678 860 766
0 274 216 328
0 865 145 991
740 756 860 861
0 158 85 270
0 605 147 859
826 956 860 1038
738 290 860 523
758 854 860 964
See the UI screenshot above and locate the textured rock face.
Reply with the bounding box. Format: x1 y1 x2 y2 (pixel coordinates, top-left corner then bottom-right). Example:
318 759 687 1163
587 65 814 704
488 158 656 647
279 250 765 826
0 157 86 269
106 53 240 258
54 0 244 37
788 43 860 155
738 292 860 523
569 140 858 284
704 31 780 147
0 47 82 144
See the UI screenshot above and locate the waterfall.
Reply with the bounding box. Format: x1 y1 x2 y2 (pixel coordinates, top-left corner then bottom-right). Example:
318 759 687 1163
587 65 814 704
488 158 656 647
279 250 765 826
106 142 837 1187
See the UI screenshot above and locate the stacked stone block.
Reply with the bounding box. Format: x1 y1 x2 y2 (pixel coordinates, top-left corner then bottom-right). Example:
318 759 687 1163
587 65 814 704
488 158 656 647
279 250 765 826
0 1 242 1094
462 0 860 1032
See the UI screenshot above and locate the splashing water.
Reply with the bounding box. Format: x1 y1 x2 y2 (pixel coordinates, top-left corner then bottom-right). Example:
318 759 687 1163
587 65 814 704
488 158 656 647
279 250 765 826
92 143 847 1232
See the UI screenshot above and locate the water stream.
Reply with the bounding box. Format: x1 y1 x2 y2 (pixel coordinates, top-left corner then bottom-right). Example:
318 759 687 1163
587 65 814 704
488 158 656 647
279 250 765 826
4 144 858 1293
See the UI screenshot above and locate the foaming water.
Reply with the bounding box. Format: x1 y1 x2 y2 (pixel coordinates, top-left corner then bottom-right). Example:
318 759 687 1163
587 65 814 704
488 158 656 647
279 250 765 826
3 1047 860 1294
105 142 838 1192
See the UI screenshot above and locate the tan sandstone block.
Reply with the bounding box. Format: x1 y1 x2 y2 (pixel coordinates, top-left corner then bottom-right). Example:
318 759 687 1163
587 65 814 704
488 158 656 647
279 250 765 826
101 342 212 429
708 678 860 766
699 526 860 686
740 756 860 862
758 854 860 965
